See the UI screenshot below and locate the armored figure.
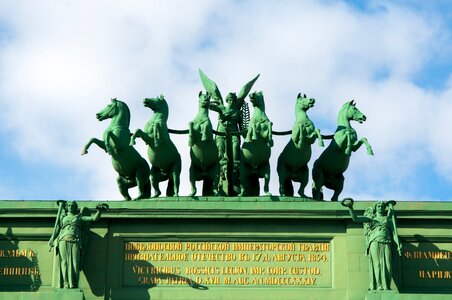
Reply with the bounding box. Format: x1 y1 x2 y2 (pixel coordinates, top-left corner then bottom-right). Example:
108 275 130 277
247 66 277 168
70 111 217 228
342 198 402 291
199 69 259 195
49 201 108 289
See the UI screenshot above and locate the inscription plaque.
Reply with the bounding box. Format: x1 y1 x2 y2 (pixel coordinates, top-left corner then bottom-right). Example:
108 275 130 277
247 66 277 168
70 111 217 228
402 242 452 290
0 240 45 291
123 241 331 288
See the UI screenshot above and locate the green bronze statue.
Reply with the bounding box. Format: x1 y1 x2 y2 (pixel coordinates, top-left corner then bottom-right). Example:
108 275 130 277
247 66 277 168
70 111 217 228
277 93 324 197
239 91 273 196
81 98 151 200
341 198 402 291
199 69 259 195
49 201 108 289
131 95 182 197
312 100 373 201
188 91 220 196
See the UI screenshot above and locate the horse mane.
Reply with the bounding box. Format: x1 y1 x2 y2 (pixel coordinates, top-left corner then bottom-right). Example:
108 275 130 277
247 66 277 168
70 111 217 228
115 100 131 127
337 101 351 124
157 96 169 123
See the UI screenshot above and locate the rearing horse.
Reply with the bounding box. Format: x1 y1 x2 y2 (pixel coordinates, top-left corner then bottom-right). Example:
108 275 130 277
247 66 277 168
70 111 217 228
188 91 220 196
81 98 151 200
131 95 181 197
277 93 324 197
239 91 273 196
312 100 373 201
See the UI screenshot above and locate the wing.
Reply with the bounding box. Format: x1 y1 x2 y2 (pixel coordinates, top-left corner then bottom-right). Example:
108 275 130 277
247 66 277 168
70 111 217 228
199 69 223 103
237 74 260 102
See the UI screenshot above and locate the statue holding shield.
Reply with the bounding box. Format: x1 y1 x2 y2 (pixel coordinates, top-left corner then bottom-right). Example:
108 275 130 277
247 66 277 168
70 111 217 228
49 201 108 289
341 198 402 291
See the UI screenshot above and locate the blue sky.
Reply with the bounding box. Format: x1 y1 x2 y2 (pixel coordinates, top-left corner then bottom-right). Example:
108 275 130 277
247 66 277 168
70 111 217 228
0 0 450 201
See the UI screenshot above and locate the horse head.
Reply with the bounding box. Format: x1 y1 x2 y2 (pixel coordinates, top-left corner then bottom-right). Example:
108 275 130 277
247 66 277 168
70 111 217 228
249 91 265 110
198 91 211 109
96 98 130 125
96 98 119 121
296 93 315 111
143 95 169 115
339 100 367 125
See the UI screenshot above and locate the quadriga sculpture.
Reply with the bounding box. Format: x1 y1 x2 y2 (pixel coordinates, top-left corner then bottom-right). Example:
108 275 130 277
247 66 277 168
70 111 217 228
188 91 220 196
131 95 182 197
81 98 151 200
277 93 324 197
239 91 273 196
312 100 373 201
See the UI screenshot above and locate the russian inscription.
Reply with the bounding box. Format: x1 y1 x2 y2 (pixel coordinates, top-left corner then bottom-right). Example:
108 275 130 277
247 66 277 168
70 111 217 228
123 241 331 288
402 242 452 290
0 241 42 291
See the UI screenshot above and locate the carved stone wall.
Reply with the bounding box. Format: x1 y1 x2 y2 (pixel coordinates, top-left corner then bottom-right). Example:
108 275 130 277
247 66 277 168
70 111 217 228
1 199 451 300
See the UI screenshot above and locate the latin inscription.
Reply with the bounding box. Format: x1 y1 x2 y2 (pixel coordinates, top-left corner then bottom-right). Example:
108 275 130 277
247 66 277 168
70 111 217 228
123 241 331 288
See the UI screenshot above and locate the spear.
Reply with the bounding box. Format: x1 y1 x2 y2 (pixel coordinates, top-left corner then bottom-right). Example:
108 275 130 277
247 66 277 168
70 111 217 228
386 200 402 256
49 200 66 252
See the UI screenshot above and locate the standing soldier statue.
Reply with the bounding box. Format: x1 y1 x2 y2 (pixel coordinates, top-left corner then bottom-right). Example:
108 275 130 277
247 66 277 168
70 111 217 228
342 198 402 291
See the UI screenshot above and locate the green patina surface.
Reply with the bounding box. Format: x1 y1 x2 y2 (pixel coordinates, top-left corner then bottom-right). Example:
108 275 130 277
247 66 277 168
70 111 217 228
0 199 452 300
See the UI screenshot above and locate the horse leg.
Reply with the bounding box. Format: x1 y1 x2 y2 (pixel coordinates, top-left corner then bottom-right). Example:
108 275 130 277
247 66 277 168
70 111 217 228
315 128 324 147
211 162 220 196
239 162 249 196
202 177 214 196
263 163 271 196
308 128 324 147
291 125 300 147
297 166 309 198
352 137 374 155
166 177 175 197
150 167 162 198
81 138 106 155
331 175 344 201
117 175 133 201
312 161 324 200
188 122 194 147
135 161 151 200
267 122 274 147
297 124 304 148
277 159 288 196
189 164 197 197
345 131 352 156
154 123 162 148
172 156 182 197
